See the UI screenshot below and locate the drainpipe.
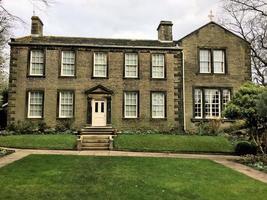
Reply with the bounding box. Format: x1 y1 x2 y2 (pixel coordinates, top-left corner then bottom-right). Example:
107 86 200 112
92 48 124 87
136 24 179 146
182 50 186 131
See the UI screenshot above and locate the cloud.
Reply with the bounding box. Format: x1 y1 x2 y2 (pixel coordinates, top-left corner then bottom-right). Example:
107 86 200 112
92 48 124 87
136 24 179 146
3 0 221 40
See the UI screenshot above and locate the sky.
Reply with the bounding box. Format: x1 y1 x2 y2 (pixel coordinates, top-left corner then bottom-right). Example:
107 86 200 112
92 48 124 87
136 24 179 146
3 0 222 40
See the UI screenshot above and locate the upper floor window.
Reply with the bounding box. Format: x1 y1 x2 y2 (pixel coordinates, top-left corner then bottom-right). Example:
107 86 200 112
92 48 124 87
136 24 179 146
61 51 75 76
151 92 166 118
59 91 74 118
27 91 44 118
193 88 231 119
30 50 44 76
152 54 165 79
124 92 138 118
125 53 138 78
213 50 225 74
199 49 225 74
199 50 211 73
93 53 107 78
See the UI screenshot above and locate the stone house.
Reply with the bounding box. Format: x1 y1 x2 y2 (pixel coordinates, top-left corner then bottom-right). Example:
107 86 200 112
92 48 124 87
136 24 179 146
8 16 251 133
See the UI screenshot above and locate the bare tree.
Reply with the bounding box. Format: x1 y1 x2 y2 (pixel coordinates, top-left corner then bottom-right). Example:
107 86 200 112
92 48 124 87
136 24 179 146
221 0 267 84
0 0 53 89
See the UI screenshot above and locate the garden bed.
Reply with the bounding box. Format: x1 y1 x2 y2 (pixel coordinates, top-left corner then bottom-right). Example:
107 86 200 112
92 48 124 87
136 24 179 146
238 155 267 174
0 148 14 157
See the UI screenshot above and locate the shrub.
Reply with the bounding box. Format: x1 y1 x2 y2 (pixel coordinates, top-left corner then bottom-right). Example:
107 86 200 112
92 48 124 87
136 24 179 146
235 141 257 156
55 119 74 132
223 120 247 133
195 119 221 136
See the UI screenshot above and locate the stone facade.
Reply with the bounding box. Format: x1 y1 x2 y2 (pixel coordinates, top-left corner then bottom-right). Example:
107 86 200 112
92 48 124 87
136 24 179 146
8 17 251 132
178 22 251 131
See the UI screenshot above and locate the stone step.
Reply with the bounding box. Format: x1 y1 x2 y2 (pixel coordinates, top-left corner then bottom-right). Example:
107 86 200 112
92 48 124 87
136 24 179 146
81 135 111 139
82 139 110 143
80 131 114 135
83 126 113 129
81 146 109 150
82 143 109 147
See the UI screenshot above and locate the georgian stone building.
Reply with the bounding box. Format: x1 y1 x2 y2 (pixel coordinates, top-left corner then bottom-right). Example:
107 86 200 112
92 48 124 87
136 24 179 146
8 16 251 132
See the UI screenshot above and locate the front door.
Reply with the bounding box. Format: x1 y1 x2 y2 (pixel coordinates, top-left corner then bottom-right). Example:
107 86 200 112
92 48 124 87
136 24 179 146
92 100 106 127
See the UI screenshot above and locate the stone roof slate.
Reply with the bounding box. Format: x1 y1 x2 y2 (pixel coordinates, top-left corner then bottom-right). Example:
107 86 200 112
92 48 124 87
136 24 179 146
10 36 180 49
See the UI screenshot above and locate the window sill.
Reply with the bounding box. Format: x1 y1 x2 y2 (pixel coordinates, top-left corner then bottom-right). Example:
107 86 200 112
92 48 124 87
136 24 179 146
150 117 167 121
58 76 77 79
191 118 235 123
27 75 46 78
150 78 167 81
56 117 74 120
122 117 139 120
91 76 108 79
196 73 228 76
123 77 140 80
26 117 44 120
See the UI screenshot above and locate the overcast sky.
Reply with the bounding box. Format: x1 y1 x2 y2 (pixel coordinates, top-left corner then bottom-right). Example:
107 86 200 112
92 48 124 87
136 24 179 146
3 0 222 40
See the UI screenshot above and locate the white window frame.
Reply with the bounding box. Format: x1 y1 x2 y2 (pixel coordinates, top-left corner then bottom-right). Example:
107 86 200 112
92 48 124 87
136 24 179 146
222 89 231 110
213 50 225 74
124 92 138 118
93 52 107 78
152 54 165 79
199 49 211 73
125 53 138 78
151 92 165 119
204 89 221 119
29 50 44 76
194 89 203 119
194 88 231 119
27 91 43 118
59 91 74 118
61 51 75 77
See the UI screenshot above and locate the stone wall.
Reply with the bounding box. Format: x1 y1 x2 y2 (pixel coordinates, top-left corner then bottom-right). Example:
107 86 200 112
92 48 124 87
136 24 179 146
8 46 183 131
179 22 251 131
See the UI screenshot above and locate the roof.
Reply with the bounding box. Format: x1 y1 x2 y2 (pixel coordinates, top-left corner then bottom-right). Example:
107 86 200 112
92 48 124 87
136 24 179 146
9 36 181 50
177 21 250 44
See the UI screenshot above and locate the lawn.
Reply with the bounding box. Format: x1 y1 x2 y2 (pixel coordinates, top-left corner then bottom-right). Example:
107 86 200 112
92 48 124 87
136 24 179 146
0 135 77 150
0 155 266 200
114 134 234 153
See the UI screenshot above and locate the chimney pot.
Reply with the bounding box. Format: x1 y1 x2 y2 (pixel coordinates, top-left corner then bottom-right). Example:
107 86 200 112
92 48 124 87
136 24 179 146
157 21 173 41
31 16 43 37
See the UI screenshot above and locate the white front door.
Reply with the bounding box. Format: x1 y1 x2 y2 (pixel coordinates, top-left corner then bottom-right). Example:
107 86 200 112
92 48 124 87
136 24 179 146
92 100 106 127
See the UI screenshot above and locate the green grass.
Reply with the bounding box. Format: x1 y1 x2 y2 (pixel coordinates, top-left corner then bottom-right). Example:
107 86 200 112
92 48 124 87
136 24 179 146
0 155 266 200
0 135 77 150
114 134 234 153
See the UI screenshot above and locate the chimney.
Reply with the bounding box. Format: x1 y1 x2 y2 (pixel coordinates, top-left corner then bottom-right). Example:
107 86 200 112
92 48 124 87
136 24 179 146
157 21 173 41
31 16 43 37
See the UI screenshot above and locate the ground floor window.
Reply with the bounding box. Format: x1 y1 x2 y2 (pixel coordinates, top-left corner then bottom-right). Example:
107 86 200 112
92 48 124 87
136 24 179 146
124 92 138 118
27 91 44 118
59 91 74 118
151 92 166 118
193 88 231 119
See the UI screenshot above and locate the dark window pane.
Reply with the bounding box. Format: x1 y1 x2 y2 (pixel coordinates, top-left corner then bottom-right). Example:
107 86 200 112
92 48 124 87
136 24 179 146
101 102 104 113
95 102 98 112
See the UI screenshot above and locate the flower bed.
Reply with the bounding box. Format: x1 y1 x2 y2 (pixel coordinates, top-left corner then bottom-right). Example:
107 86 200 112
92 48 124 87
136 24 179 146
238 155 267 173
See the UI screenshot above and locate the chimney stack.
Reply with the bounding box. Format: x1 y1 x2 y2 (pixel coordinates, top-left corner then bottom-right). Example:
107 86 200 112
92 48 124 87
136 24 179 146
157 21 173 41
31 16 43 37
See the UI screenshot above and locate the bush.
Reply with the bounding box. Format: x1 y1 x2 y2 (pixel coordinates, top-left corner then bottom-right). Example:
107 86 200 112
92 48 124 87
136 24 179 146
55 119 74 132
195 119 221 136
235 141 257 155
